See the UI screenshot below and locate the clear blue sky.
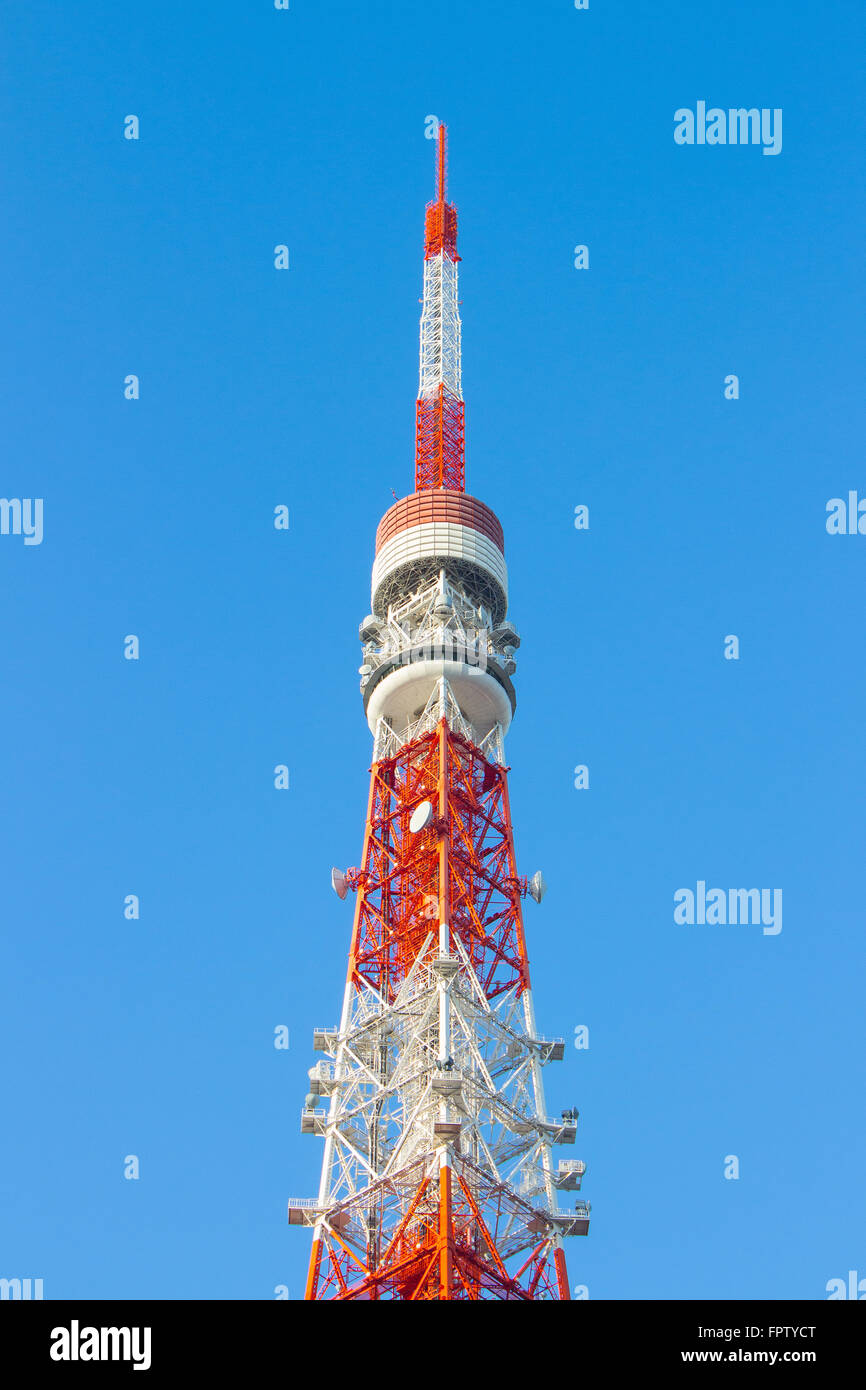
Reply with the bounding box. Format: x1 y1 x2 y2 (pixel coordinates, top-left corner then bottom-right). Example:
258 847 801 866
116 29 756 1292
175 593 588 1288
1 0 863 1300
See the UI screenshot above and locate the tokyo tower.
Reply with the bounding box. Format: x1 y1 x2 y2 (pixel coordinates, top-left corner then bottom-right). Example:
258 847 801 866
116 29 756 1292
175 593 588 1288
289 125 590 1300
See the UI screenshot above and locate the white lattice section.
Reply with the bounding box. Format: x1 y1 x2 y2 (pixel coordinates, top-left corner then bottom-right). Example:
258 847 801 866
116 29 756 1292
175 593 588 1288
419 252 462 398
308 943 568 1262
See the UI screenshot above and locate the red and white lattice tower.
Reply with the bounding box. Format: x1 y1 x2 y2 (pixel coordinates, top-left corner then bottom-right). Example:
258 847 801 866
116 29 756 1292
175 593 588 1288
289 125 589 1300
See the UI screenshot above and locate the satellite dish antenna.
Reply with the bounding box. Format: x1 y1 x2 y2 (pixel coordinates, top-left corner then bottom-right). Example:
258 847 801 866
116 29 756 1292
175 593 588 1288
529 870 547 904
409 800 434 834
331 867 348 900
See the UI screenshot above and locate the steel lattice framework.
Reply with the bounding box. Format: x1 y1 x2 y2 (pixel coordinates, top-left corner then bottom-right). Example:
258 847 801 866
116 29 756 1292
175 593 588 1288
291 125 589 1301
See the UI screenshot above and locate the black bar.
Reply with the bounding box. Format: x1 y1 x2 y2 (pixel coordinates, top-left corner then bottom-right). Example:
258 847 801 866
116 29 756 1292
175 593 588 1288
1 1299 861 1375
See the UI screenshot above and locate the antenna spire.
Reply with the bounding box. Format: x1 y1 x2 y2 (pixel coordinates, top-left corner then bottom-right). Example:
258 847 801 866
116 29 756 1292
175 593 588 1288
437 121 447 203
415 122 464 491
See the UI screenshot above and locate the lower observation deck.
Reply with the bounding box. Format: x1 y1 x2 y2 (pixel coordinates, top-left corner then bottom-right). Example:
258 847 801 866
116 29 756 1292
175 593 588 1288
363 652 515 744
